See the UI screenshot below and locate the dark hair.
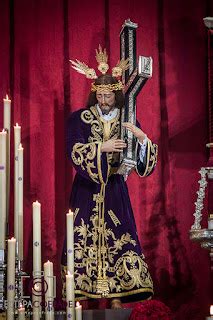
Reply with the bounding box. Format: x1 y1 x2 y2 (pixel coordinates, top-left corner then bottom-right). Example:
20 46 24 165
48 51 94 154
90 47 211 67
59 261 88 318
87 75 124 109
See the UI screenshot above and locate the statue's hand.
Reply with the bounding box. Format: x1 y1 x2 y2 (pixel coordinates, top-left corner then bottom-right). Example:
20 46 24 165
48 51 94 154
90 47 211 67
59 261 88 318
101 139 127 153
122 122 147 143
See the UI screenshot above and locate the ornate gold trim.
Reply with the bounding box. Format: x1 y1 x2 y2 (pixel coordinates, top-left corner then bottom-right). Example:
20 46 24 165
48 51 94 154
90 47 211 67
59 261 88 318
71 142 99 183
108 210 121 226
140 139 151 177
136 139 158 177
91 81 123 92
75 287 153 300
80 109 94 124
97 143 109 184
148 142 158 174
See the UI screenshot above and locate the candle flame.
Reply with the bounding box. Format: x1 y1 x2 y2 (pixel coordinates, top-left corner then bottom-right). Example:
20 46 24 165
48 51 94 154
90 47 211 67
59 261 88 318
33 283 40 292
16 123 19 126
6 94 9 100
76 301 81 307
210 305 213 316
67 271 73 278
68 209 73 215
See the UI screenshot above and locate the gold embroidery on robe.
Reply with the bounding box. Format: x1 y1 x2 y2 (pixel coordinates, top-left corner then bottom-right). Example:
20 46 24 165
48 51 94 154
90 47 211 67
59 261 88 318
63 106 155 300
81 106 120 144
108 210 121 226
71 190 153 298
72 142 99 183
72 142 105 184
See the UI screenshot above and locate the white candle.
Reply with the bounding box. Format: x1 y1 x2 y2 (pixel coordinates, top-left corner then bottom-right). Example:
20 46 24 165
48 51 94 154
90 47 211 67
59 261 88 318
18 304 25 320
18 143 24 261
44 260 54 320
75 301 82 320
3 94 11 130
32 283 41 320
33 201 41 272
67 210 74 275
0 129 7 249
3 94 11 223
208 215 213 230
66 271 75 320
206 305 213 320
14 124 21 243
32 201 42 319
7 237 16 320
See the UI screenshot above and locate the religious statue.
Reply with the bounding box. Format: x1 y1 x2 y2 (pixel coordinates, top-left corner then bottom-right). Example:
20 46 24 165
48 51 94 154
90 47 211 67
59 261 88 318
61 40 158 309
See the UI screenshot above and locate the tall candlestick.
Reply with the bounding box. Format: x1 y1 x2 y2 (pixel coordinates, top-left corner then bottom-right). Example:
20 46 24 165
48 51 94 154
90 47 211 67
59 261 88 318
14 124 21 244
32 201 42 320
18 304 25 320
18 143 24 261
0 129 7 249
7 237 16 320
44 260 54 320
66 271 75 320
67 210 74 275
3 94 11 222
75 301 82 320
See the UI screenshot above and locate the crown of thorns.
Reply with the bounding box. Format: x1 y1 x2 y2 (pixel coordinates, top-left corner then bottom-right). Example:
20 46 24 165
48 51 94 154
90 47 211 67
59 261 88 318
69 45 129 92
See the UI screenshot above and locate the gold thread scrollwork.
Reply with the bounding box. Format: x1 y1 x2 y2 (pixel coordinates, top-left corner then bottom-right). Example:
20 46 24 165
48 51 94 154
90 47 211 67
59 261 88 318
73 199 153 297
81 108 103 143
81 109 94 124
71 142 99 183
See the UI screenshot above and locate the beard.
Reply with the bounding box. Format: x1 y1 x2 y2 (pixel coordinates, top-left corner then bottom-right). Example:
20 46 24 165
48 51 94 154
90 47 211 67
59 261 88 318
99 103 115 115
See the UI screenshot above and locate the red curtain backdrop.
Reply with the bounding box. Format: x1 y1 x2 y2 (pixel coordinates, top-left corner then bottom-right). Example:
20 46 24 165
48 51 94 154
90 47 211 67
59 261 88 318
0 0 212 319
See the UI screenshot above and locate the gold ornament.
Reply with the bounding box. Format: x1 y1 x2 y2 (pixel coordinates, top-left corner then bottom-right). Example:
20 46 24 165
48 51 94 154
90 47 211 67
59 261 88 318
91 81 123 92
112 58 130 77
69 45 130 91
69 59 97 79
95 45 109 75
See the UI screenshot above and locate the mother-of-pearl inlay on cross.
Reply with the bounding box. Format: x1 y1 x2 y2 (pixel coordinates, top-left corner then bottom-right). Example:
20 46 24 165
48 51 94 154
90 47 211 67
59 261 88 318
117 19 153 180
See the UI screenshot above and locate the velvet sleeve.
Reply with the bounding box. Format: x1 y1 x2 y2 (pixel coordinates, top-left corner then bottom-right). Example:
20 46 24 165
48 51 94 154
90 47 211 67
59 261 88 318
135 120 158 177
67 111 109 184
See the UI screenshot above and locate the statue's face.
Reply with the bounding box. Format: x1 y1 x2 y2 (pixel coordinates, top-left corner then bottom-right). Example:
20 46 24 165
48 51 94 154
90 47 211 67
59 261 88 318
96 90 115 115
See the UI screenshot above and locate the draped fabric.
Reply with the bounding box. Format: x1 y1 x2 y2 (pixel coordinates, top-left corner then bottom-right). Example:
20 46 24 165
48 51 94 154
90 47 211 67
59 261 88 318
0 0 212 319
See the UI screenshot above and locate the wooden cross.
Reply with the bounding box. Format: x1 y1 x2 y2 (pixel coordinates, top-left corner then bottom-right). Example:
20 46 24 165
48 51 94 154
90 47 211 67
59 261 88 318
117 19 153 180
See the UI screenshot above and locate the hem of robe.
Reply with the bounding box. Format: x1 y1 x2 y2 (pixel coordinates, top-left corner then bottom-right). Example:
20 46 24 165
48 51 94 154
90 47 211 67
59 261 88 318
72 288 153 303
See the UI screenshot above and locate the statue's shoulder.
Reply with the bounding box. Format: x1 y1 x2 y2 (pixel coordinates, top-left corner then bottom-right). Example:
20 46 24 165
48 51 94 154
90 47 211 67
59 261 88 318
67 107 85 123
67 106 97 127
79 106 98 124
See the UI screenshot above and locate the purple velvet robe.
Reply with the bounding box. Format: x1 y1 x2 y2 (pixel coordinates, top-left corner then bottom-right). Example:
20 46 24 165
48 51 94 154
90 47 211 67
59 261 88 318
61 105 158 302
